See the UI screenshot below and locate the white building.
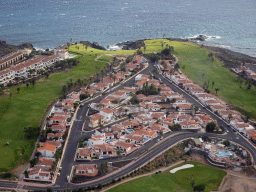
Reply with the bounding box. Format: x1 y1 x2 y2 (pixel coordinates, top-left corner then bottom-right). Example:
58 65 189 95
54 49 69 59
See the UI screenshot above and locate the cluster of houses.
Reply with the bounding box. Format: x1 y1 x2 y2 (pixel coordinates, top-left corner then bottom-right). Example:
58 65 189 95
77 68 225 161
158 60 256 135
25 92 80 182
231 66 256 81
0 55 60 86
0 49 70 87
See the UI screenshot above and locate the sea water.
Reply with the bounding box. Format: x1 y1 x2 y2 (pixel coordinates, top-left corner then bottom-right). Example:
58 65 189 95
0 0 255 57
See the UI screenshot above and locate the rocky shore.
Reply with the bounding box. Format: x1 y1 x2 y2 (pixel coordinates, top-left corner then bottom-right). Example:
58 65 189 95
0 40 34 57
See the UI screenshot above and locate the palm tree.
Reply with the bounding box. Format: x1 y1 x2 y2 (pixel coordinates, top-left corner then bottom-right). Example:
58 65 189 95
143 45 146 53
70 38 73 45
107 45 109 54
17 87 20 93
212 81 215 90
67 42 70 51
215 88 220 95
163 34 166 39
26 83 29 88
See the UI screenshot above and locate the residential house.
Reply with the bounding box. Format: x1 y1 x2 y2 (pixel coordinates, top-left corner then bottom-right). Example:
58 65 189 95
37 144 56 158
76 148 97 160
115 141 135 153
35 158 55 171
27 167 51 181
99 108 114 122
195 114 216 127
94 144 116 157
75 164 98 177
89 114 104 128
179 120 201 130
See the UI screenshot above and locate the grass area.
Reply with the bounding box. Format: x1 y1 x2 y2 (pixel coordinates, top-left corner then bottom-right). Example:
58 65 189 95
107 161 226 192
0 48 108 172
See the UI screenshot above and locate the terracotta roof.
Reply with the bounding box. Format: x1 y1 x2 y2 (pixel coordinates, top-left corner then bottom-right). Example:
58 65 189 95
37 143 56 152
100 108 113 114
78 148 95 156
76 164 97 171
91 113 104 121
38 158 54 167
42 55 59 62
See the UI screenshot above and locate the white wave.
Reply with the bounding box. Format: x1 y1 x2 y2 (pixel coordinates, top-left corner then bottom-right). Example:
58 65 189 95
60 13 66 15
124 3 128 4
187 34 221 40
0 25 2 27
34 47 45 51
109 45 121 50
219 45 231 49
10 14 13 15
82 16 86 17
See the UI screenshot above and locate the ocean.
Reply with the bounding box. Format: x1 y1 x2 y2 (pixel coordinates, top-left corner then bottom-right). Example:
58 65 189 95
0 0 255 57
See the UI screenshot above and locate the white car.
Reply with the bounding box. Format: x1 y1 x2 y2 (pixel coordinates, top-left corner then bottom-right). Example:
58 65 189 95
57 173 60 176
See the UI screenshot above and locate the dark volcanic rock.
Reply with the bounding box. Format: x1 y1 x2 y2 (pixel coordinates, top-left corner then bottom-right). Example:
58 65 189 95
79 41 106 50
0 40 34 57
116 40 145 50
188 34 208 41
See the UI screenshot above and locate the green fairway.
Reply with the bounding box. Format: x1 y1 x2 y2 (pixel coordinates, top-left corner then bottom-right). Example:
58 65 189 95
107 161 226 192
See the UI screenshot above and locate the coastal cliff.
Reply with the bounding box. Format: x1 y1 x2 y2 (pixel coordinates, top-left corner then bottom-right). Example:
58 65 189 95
0 40 34 57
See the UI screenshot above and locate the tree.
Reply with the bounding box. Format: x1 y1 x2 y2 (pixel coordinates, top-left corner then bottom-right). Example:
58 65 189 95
143 45 146 53
228 114 233 121
99 162 108 175
29 158 38 167
206 122 217 133
166 111 170 117
128 113 132 120
214 88 219 95
163 34 166 39
35 151 42 159
194 184 205 192
31 78 36 87
212 81 215 90
24 170 29 178
117 150 122 157
62 85 68 95
223 140 230 147
191 180 195 189
45 72 49 79
9 92 12 98
17 87 20 93
26 83 29 88
46 187 53 192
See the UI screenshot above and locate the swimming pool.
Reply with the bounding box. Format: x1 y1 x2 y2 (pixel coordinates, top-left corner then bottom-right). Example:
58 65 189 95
215 151 233 157
69 54 76 58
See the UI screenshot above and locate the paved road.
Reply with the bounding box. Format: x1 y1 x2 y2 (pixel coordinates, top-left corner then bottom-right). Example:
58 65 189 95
1 61 256 191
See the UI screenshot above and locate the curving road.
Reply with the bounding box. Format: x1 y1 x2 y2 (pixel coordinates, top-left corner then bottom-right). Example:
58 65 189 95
1 60 256 191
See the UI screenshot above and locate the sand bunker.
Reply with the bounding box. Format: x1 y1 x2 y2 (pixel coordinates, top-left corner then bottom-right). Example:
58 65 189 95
170 164 194 173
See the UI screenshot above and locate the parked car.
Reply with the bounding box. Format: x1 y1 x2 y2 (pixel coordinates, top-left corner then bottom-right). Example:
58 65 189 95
156 139 160 143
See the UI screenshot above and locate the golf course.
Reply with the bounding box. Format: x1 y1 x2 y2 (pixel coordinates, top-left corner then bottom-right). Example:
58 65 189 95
107 161 227 192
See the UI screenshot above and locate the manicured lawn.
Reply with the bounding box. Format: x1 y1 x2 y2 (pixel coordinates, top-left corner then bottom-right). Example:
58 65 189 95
107 161 226 192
